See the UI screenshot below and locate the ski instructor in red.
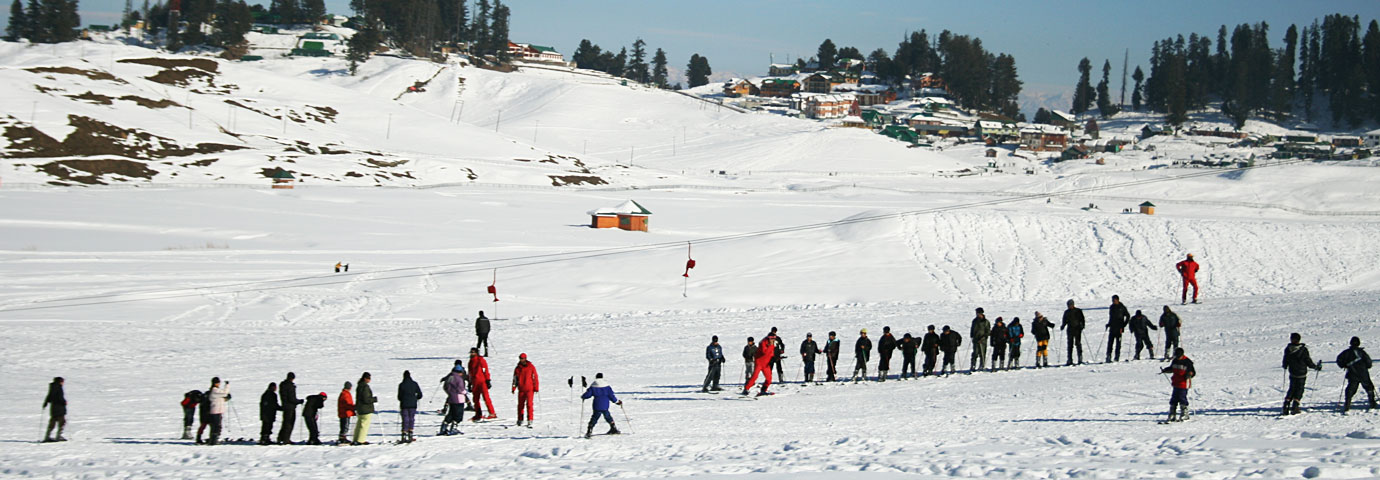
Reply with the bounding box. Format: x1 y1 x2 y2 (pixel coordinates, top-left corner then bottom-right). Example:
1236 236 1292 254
511 353 538 428
1176 253 1200 304
743 331 777 396
468 348 497 421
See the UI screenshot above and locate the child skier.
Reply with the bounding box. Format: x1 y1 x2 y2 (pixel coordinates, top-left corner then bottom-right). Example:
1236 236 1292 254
1160 347 1196 422
580 373 622 438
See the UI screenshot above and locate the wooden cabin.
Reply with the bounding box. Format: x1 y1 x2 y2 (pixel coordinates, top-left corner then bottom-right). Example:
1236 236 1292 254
270 168 295 189
588 200 652 232
1139 201 1156 215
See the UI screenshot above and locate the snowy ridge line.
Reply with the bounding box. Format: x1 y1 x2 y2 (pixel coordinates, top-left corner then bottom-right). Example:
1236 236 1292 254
510 61 750 114
0 158 1312 314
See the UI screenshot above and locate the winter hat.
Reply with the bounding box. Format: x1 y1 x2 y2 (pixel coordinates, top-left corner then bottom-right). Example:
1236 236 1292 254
595 373 604 379
319 392 327 398
344 381 352 389
1112 295 1120 301
1352 336 1362 347
1067 299 1075 306
860 328 868 334
211 376 221 385
928 325 935 330
286 372 295 381
828 331 836 337
883 326 891 333
712 335 719 342
942 325 951 331
519 353 528 359
748 336 755 342
1290 333 1301 343
453 365 465 373
976 307 984 314
1186 253 1194 259
1135 310 1142 315
806 333 812 338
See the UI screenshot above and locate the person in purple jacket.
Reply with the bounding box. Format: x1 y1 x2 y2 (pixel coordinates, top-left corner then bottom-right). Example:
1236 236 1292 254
440 363 468 436
580 373 622 438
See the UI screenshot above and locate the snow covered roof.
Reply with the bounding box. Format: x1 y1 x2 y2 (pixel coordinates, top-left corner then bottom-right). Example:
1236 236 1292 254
588 200 652 216
1020 124 1069 135
977 120 1014 129
805 93 856 103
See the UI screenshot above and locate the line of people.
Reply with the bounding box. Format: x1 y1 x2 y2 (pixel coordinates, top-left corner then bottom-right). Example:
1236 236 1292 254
707 297 1188 397
173 348 535 446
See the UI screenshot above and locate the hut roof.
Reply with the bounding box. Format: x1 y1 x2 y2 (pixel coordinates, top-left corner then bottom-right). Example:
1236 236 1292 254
588 200 651 216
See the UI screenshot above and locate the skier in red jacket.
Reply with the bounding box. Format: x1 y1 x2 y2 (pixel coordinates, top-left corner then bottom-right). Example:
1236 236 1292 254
1176 254 1200 304
467 348 497 421
511 353 539 428
742 332 777 396
1160 347 1196 422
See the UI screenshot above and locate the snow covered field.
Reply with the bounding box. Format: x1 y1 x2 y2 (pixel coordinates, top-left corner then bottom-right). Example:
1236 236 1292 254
4 36 1380 479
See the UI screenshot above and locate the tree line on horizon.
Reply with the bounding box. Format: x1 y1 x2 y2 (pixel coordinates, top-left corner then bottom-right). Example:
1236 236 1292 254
572 38 709 90
346 0 510 74
1076 13 1380 129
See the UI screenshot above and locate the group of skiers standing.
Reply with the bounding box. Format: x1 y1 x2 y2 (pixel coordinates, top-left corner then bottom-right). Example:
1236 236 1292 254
1282 333 1377 416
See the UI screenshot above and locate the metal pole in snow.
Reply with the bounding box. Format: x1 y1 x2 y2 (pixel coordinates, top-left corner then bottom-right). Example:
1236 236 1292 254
495 110 501 132
386 114 392 140
533 120 539 143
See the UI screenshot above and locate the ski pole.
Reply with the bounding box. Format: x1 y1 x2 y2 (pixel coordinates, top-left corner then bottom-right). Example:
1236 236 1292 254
230 401 245 440
39 407 45 442
617 402 633 434
1098 327 1108 363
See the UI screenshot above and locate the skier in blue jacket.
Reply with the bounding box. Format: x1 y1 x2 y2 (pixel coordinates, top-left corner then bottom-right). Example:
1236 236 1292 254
580 373 622 438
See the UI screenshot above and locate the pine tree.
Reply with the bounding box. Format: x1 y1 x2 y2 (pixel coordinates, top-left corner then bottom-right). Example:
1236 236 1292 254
1270 24 1298 118
572 39 600 69
471 0 490 56
626 38 648 83
1131 66 1144 111
1071 57 1093 114
1363 20 1380 123
211 0 252 52
490 0 509 62
44 0 80 43
609 47 626 77
816 38 836 71
1166 49 1188 127
23 0 44 43
6 0 25 41
121 0 134 27
270 0 297 24
301 0 324 25
345 0 380 75
988 53 1022 119
686 53 711 87
1096 59 1115 117
651 47 669 88
1033 108 1051 125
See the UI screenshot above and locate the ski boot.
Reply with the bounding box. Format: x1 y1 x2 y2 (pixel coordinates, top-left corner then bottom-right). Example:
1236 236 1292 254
1165 408 1178 423
584 426 593 439
181 426 192 440
1178 405 1190 421
606 422 621 435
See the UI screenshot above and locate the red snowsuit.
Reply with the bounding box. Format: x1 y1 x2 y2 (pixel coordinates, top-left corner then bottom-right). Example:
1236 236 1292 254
468 354 496 419
745 336 777 392
1177 259 1200 303
511 361 539 422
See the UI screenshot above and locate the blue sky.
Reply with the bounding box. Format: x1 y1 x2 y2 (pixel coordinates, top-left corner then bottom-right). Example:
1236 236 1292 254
13 0 1380 91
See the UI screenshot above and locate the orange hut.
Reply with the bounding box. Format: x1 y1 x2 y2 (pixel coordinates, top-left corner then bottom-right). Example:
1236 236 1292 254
588 200 652 232
270 168 295 189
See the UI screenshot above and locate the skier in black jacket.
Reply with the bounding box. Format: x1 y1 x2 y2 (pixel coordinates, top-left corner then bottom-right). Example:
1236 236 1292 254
770 328 786 380
921 326 941 376
1031 312 1054 368
824 332 841 382
800 333 821 383
42 377 66 443
397 371 423 443
877 326 896 382
898 333 919 379
742 337 757 385
1129 309 1157 360
939 326 962 375
180 390 201 440
702 336 725 392
278 372 302 444
302 392 327 445
1106 295 1130 363
475 311 491 357
1061 299 1086 365
1282 333 1323 415
1159 306 1181 360
852 329 872 383
989 318 1009 371
258 382 280 445
1336 337 1377 413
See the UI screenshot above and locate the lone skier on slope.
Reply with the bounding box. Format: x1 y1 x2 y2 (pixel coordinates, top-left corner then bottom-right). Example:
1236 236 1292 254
511 354 539 427
970 308 991 372
1336 337 1377 413
1160 347 1196 422
702 336 725 392
581 373 622 438
1177 253 1200 304
852 329 872 383
1106 296 1130 363
1061 299 1086 365
42 377 67 443
939 326 962 375
800 333 821 384
1282 333 1323 416
1159 306 1182 360
1129 309 1158 360
475 311 491 357
1031 312 1054 368
744 333 777 396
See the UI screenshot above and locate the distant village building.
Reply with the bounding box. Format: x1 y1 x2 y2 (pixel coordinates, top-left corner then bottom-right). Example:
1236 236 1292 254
802 94 857 119
986 148 998 158
1366 129 1380 148
768 63 797 76
722 79 759 97
804 73 841 94
1140 124 1172 139
1019 125 1070 152
758 79 801 98
507 42 564 62
911 73 947 91
270 168 295 189
1139 201 1156 215
1049 110 1078 130
1331 136 1362 148
1061 144 1091 161
975 120 1019 144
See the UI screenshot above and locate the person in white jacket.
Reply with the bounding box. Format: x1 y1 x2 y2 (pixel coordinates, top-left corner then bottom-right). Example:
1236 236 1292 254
205 377 232 445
